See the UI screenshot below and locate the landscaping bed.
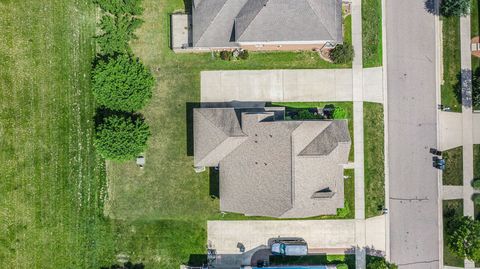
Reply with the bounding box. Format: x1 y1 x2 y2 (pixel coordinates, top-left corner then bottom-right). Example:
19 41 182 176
270 254 356 269
441 15 462 112
442 147 464 186
443 200 465 267
364 103 385 218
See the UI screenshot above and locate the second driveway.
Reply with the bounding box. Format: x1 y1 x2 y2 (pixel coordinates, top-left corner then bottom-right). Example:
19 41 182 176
201 68 383 103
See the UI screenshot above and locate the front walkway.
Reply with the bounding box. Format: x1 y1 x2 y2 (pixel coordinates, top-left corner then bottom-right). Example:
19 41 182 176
200 68 384 104
207 217 386 256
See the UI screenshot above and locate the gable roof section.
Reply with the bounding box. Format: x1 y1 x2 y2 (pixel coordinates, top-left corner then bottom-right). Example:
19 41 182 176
299 120 350 156
193 108 246 167
234 0 343 43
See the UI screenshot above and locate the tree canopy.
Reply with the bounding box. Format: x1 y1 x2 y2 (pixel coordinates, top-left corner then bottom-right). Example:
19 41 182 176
447 216 480 261
92 54 154 111
440 0 470 17
97 14 143 55
95 114 150 161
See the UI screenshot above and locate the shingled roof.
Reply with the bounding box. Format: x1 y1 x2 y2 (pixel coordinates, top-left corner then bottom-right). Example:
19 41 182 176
192 0 343 48
193 107 351 218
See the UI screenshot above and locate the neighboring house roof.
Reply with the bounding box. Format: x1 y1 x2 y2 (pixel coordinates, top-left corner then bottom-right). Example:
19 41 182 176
193 107 351 218
192 0 343 47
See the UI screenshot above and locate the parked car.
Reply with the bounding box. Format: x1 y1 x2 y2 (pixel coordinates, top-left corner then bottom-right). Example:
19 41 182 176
270 237 308 256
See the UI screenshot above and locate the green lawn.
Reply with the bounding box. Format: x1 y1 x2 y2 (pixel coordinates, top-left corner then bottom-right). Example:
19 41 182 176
443 147 464 186
271 254 355 269
364 103 385 218
0 1 118 267
362 0 383 67
441 16 462 112
442 200 465 267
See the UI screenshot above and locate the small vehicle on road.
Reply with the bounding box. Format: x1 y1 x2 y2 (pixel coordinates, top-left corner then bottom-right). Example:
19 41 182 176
270 237 308 256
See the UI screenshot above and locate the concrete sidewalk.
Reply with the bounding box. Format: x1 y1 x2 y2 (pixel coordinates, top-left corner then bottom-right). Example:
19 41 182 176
201 68 383 103
207 217 386 255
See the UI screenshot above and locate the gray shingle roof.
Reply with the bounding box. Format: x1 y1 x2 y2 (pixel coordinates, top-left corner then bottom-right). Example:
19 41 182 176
193 107 351 218
192 0 343 47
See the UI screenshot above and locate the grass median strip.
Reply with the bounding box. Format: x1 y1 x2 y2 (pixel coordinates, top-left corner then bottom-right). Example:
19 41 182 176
441 15 462 112
442 200 465 267
362 0 383 67
443 146 464 186
364 103 385 218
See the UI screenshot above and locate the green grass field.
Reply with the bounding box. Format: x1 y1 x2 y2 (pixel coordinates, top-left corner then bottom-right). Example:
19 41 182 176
443 147 464 186
441 16 462 112
0 1 118 267
364 103 385 218
362 0 383 67
472 0 480 71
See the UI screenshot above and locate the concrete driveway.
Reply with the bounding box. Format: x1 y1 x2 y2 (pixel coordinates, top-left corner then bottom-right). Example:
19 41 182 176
207 217 385 255
201 68 383 103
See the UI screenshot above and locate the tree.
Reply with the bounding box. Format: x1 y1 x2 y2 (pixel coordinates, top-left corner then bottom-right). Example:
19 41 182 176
93 0 143 16
473 193 480 205
95 114 150 161
447 216 480 261
440 0 470 17
336 264 348 269
473 178 480 190
92 54 154 111
330 43 354 64
97 14 143 55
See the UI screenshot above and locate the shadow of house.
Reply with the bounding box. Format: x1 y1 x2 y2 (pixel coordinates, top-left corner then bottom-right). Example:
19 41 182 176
186 102 201 156
209 167 220 198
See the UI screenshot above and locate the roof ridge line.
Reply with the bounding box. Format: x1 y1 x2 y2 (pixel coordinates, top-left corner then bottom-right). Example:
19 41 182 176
235 0 269 41
306 0 335 40
196 0 230 45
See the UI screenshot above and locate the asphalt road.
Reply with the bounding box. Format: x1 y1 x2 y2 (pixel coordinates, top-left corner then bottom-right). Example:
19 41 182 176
386 0 440 268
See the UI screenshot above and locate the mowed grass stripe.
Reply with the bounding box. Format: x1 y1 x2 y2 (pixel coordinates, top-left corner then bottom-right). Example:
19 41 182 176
0 0 116 268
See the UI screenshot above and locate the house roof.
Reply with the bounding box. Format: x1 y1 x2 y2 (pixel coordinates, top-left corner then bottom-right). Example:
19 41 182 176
193 107 351 218
192 0 343 47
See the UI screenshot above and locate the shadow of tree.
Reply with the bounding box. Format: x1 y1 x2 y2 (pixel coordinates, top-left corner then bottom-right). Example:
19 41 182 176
101 262 145 269
424 0 439 15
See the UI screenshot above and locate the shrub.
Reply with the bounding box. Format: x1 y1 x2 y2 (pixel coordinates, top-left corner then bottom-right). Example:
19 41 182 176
93 0 143 16
220 50 232 61
440 0 470 17
336 263 348 269
473 193 480 205
330 43 354 64
92 54 155 111
97 14 143 55
473 178 480 190
238 50 249 60
447 216 480 261
367 259 398 269
333 106 347 119
95 114 150 161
